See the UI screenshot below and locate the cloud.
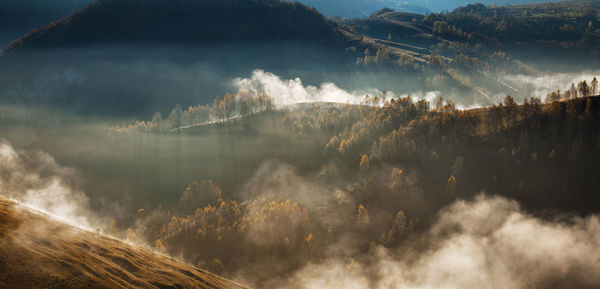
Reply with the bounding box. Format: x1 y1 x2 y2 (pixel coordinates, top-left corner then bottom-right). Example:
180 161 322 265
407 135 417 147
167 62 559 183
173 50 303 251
237 161 344 247
286 194 600 289
505 71 600 99
0 140 98 229
241 161 333 206
232 70 440 107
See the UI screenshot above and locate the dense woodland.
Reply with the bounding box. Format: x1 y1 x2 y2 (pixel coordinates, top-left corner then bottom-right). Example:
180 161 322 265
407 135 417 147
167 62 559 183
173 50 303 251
110 76 600 286
424 2 600 53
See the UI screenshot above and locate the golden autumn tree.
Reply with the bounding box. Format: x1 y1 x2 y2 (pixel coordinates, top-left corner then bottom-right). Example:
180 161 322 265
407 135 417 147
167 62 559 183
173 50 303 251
360 154 370 170
155 240 166 253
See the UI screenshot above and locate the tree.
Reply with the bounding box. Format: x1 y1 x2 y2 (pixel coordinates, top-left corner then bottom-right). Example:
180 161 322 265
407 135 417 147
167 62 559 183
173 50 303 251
434 96 444 111
360 154 370 170
433 21 449 35
155 240 166 252
168 104 184 129
369 241 377 254
546 90 560 102
151 112 163 132
585 97 593 116
357 204 370 226
446 175 456 194
570 83 578 98
577 81 590 98
363 48 371 64
503 95 516 107
591 77 598 95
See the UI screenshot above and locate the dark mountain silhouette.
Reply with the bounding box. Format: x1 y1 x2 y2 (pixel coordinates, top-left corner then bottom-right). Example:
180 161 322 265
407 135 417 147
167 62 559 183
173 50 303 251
4 0 343 53
0 0 92 47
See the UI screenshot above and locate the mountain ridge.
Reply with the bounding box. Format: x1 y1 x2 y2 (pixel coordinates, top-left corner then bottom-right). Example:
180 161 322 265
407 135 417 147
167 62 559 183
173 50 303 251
3 0 342 53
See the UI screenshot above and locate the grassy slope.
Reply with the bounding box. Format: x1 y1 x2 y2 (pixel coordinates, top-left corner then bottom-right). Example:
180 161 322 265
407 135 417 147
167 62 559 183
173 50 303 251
0 196 248 289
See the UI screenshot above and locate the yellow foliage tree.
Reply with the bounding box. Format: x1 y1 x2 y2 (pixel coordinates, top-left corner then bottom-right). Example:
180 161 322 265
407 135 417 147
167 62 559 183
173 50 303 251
360 154 370 170
155 240 166 252
369 241 377 255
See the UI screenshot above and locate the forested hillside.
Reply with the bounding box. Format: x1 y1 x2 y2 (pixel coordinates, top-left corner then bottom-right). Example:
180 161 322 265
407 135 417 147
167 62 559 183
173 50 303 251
111 76 600 287
425 2 600 53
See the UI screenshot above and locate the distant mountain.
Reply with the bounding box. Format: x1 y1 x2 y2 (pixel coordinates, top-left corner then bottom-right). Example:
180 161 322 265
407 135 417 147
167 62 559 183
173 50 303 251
395 4 434 15
423 0 563 12
294 0 431 18
294 0 564 17
0 196 247 289
0 0 92 47
4 0 341 53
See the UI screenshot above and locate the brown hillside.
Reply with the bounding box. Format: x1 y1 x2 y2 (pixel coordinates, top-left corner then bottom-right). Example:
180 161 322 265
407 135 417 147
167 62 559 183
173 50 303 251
0 196 248 289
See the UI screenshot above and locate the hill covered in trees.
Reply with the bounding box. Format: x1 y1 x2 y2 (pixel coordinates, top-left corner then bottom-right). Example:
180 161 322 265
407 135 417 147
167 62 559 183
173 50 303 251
107 75 600 287
425 1 600 54
3 0 342 53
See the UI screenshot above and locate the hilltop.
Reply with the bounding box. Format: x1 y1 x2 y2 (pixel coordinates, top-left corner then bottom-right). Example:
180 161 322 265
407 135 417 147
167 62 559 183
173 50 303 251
3 0 342 53
0 196 247 289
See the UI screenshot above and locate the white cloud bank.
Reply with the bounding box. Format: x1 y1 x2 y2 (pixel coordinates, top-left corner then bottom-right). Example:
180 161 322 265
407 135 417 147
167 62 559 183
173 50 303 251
505 70 600 99
287 195 600 289
233 70 440 107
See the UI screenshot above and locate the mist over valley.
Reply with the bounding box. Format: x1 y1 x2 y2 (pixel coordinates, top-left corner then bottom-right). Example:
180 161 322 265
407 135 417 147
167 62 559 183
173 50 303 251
1 0 600 288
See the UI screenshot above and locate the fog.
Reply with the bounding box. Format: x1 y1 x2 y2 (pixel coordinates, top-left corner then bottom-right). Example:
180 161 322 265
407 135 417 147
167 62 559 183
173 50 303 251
0 140 99 229
2 93 600 288
233 69 441 107
7 133 599 289
0 61 595 226
0 30 598 289
0 45 422 117
505 70 600 99
0 0 598 287
283 195 600 289
0 44 554 118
